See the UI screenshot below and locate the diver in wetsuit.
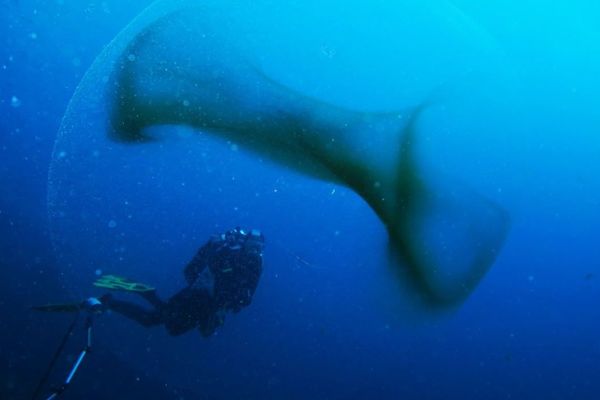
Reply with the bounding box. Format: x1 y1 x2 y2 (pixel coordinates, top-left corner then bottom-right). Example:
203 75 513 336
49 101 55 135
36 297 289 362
100 227 265 337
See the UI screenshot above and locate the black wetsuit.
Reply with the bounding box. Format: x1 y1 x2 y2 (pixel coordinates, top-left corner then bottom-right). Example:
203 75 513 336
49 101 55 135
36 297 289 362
107 228 264 337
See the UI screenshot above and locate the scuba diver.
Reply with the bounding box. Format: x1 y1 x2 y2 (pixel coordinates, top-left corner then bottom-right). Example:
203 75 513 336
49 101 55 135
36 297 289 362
30 228 264 399
94 227 265 337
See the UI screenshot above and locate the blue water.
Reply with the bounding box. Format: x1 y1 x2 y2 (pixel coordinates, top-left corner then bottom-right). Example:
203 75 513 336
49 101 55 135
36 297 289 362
2 1 600 399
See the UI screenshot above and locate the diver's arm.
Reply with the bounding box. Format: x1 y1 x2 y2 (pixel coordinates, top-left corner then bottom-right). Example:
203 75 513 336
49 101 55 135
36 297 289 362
183 240 214 285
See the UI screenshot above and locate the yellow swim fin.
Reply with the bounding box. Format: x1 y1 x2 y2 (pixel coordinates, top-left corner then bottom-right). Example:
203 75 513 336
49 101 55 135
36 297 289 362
93 275 155 293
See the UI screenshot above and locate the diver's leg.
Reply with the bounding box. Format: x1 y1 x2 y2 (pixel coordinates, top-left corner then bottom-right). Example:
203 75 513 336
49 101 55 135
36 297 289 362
163 288 213 336
139 290 166 309
106 297 163 327
198 309 225 338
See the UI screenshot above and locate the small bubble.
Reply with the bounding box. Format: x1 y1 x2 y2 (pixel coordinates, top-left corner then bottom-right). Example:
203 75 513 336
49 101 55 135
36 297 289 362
230 143 239 152
57 151 67 159
182 99 190 107
108 220 117 228
373 181 381 188
10 96 21 108
127 54 136 62
95 269 102 276
29 32 38 40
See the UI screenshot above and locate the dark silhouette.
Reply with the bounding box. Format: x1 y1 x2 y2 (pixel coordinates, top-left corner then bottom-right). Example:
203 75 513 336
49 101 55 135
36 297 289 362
103 228 264 337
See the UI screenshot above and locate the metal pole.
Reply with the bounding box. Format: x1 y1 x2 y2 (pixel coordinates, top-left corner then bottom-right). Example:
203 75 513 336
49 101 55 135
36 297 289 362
43 313 95 400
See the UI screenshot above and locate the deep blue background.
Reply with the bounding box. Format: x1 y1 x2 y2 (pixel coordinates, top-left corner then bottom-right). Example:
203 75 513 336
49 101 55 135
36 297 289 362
2 1 600 399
